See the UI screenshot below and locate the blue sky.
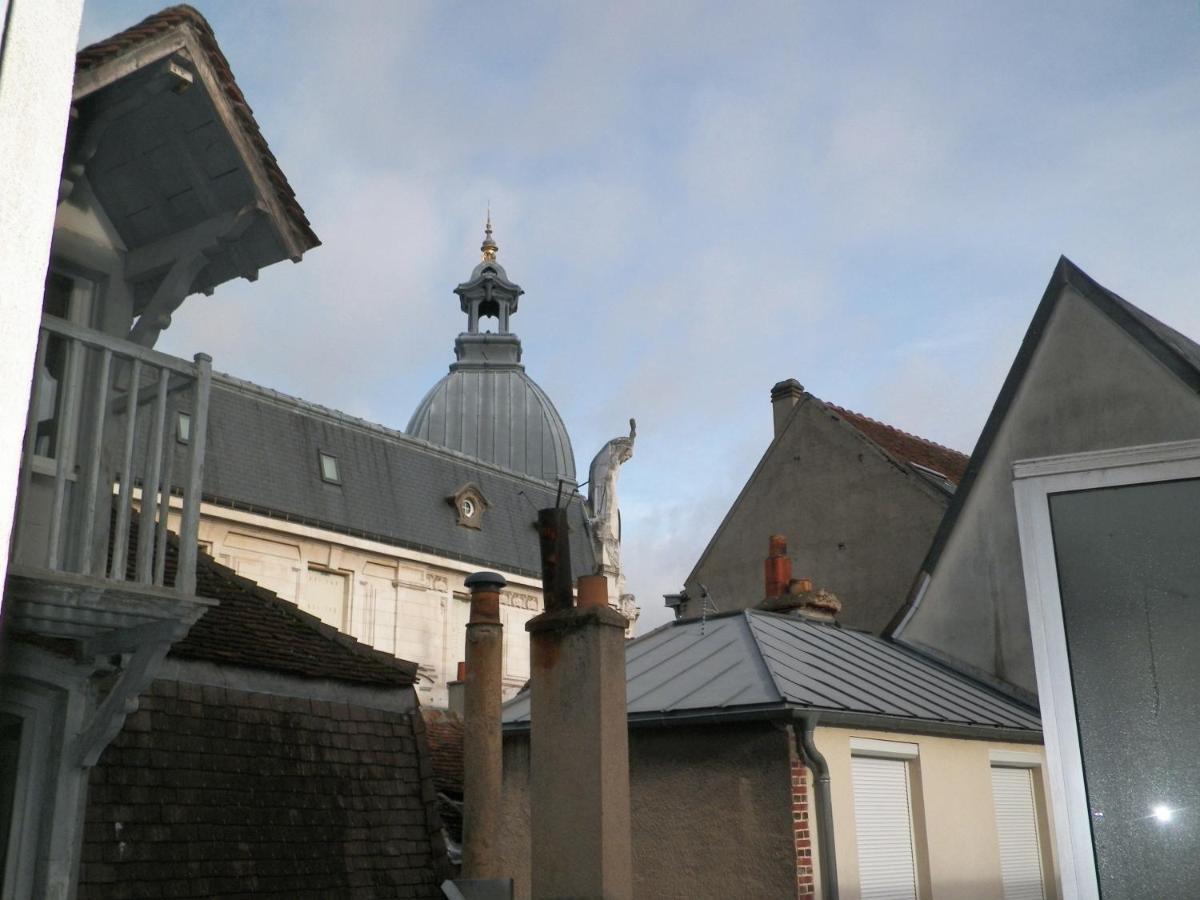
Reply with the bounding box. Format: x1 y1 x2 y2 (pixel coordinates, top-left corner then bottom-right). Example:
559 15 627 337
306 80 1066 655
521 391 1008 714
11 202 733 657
81 2 1200 632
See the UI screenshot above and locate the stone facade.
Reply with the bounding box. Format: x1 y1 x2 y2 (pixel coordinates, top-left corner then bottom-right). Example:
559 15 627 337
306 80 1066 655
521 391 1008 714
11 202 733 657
190 504 546 707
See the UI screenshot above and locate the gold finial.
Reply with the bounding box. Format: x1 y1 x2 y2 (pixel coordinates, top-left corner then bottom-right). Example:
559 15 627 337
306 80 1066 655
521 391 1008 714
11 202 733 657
481 207 498 262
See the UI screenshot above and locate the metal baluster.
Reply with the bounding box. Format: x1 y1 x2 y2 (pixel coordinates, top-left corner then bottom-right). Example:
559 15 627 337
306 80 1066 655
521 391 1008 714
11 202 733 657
14 329 50 563
110 358 142 580
79 348 112 575
135 367 168 584
175 353 211 595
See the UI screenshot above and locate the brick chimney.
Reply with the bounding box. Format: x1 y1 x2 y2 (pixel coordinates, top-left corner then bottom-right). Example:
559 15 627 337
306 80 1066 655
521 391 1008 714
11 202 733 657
764 534 792 599
759 534 843 623
770 378 804 437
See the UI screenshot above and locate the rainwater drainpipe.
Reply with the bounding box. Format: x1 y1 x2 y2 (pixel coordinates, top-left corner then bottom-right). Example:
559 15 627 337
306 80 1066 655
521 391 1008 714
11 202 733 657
793 712 839 900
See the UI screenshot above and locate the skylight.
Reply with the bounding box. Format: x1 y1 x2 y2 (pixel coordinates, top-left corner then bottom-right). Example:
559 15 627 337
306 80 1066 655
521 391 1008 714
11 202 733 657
319 451 340 484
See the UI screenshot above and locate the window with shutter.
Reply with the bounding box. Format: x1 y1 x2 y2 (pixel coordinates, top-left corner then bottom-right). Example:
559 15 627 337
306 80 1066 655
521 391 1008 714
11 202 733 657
851 754 919 900
991 766 1047 900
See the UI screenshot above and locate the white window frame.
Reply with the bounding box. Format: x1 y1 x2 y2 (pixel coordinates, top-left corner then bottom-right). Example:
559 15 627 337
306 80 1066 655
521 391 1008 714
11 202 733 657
1012 437 1200 900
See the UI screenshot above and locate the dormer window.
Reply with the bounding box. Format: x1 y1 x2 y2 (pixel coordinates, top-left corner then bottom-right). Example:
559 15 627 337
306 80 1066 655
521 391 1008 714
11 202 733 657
318 451 341 484
448 483 488 529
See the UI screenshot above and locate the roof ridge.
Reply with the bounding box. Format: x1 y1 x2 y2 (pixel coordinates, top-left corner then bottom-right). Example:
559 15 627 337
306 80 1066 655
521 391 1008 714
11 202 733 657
75 5 319 253
211 370 583 491
824 401 968 461
189 543 419 683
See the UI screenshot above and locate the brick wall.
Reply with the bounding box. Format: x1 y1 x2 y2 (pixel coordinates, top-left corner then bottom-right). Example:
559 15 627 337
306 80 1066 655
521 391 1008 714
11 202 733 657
791 740 815 900
77 678 447 899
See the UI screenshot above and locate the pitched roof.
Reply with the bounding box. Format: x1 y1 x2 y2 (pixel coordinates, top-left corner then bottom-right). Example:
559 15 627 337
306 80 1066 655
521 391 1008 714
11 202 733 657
124 518 418 687
825 403 969 484
189 373 597 580
421 707 465 794
76 5 319 255
887 256 1200 635
502 609 1040 739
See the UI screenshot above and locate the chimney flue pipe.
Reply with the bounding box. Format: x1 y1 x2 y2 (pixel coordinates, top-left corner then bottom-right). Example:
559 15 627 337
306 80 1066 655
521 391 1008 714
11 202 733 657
460 570 506 879
765 534 792 599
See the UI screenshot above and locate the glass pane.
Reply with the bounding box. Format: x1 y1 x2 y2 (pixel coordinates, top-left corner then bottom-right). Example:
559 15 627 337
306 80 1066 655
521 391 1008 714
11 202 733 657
33 335 67 458
1049 478 1200 900
320 453 339 482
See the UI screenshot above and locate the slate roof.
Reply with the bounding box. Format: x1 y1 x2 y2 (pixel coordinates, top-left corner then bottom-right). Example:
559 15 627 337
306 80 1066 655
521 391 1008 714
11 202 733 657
825 402 969 485
193 374 596 580
502 609 1041 738
887 256 1200 635
75 5 319 254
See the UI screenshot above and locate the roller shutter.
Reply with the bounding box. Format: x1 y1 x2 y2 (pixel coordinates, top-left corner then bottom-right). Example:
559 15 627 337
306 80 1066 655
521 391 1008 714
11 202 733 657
851 755 918 900
991 766 1046 900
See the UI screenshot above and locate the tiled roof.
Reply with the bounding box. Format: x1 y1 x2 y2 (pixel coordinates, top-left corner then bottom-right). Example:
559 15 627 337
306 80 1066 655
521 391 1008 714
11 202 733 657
825 403 969 485
504 609 1041 737
76 5 319 254
179 550 420 687
118 518 418 687
79 680 448 898
420 708 464 794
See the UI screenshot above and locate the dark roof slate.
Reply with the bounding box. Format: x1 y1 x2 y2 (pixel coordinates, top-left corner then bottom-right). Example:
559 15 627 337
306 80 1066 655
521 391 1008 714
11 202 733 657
196 375 597 580
76 5 319 254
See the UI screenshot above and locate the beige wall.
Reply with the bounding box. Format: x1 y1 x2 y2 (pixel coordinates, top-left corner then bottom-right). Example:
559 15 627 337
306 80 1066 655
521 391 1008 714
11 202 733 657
818 726 1058 900
182 502 546 707
500 723 798 900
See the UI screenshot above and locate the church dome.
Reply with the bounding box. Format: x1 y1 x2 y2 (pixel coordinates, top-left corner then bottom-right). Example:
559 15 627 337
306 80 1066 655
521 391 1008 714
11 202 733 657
406 363 576 483
405 220 577 483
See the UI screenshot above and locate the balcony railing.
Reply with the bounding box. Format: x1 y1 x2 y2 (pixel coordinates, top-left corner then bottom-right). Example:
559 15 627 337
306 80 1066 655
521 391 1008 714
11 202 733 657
12 315 211 596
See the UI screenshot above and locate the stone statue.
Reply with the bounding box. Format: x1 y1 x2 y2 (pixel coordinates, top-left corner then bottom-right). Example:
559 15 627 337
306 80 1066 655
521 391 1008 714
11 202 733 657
586 418 636 574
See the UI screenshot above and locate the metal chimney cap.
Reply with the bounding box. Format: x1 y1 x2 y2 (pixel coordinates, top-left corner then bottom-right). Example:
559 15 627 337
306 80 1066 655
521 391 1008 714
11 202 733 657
465 571 508 591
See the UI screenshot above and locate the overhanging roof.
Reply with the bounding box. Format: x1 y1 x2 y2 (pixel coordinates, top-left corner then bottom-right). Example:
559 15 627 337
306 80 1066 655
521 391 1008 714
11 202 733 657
72 5 319 291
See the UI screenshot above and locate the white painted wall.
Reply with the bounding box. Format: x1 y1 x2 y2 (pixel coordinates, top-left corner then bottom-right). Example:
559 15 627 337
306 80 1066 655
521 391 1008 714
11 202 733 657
0 0 85 610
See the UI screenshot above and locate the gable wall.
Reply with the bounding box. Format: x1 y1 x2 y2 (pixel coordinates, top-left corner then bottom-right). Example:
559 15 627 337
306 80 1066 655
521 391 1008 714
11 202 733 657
686 399 952 633
900 288 1200 693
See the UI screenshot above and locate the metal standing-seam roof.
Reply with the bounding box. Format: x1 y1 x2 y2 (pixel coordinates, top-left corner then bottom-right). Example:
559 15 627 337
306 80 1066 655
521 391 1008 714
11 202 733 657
503 609 1041 738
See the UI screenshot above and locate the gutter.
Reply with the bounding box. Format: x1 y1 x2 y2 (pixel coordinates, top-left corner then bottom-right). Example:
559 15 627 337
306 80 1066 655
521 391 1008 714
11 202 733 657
794 712 838 900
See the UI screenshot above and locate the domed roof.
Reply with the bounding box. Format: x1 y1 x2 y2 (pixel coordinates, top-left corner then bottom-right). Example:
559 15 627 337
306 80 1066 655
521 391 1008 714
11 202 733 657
406 224 576 483
406 359 576 483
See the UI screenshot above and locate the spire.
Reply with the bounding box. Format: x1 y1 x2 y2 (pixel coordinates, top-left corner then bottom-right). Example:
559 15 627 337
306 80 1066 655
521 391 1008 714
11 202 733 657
481 208 498 262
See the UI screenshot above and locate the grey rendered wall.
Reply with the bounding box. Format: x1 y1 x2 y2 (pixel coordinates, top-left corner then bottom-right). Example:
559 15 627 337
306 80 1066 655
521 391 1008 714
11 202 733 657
686 398 952 633
901 288 1200 694
499 723 796 900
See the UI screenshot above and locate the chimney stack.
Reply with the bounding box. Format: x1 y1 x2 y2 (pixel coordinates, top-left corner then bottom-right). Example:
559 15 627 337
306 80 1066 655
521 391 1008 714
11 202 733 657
764 534 793 599
770 378 804 437
461 571 506 879
527 511 633 899
760 535 843 623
